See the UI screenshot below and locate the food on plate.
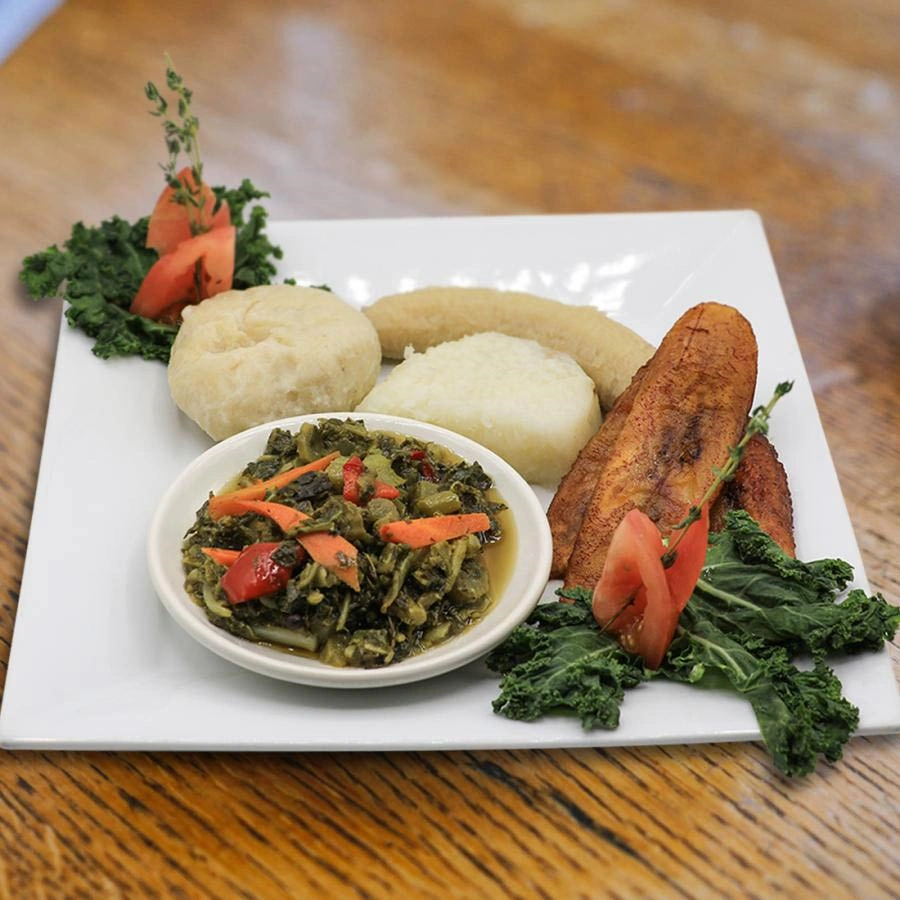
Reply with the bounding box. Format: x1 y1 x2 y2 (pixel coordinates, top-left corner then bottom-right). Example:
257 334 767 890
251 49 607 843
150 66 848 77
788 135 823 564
591 505 710 670
484 316 898 778
168 285 381 440
547 364 647 577
181 418 508 667
363 286 655 411
553 302 758 588
145 166 232 257
710 434 795 556
356 332 601 484
585 380 792 670
19 60 281 361
130 217 236 323
487 510 900 777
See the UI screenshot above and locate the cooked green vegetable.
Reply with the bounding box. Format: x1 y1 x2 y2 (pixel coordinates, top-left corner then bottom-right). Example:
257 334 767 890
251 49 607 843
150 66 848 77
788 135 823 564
19 180 282 362
182 419 507 668
487 510 899 777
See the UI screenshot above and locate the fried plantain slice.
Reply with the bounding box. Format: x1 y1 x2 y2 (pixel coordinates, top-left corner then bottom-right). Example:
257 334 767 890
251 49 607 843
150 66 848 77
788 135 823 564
564 302 758 589
547 362 648 577
710 433 796 556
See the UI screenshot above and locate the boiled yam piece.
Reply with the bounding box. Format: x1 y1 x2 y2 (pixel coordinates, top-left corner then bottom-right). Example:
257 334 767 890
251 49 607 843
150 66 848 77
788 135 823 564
356 332 601 484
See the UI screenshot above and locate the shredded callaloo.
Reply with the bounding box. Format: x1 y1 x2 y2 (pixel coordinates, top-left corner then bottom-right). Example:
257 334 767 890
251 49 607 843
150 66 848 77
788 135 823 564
182 420 507 668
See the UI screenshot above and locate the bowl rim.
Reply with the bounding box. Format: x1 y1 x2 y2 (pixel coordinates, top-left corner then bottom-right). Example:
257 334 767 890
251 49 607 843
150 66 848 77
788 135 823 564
147 411 552 689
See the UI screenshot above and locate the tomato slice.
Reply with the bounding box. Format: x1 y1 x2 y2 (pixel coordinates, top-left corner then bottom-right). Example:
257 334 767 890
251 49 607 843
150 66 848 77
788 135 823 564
592 509 675 670
130 225 235 321
663 505 710 612
146 166 231 255
220 542 298 605
592 506 711 669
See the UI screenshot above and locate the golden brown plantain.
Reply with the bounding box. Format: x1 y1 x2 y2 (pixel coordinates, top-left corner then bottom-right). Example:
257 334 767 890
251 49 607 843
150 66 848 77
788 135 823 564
710 433 796 556
547 362 648 577
564 302 758 589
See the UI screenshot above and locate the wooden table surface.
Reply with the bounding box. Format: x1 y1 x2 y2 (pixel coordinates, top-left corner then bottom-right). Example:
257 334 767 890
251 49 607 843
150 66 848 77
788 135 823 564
2 1 898 896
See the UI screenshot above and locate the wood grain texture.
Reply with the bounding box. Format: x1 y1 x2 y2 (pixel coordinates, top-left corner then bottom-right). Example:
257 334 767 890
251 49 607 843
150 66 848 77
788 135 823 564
1 0 898 897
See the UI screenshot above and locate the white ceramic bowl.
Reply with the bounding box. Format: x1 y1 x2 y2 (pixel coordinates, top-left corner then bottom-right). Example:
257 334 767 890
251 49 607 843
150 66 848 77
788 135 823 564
148 412 552 688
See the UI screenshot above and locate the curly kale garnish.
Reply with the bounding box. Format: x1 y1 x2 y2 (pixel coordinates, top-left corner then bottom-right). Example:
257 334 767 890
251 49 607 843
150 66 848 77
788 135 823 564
19 178 281 361
216 180 283 289
486 593 645 730
489 511 899 777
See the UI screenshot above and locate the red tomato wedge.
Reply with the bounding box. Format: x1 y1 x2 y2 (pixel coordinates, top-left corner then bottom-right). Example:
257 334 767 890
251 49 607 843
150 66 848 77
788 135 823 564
592 509 673 669
664 505 710 612
130 225 235 322
146 166 231 255
220 542 299 605
592 507 710 669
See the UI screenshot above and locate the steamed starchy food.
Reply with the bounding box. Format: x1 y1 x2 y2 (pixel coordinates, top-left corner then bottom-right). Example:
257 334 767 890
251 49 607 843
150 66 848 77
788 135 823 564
182 419 507 667
710 433 795 556
168 285 381 440
555 302 759 588
357 332 602 484
364 286 655 411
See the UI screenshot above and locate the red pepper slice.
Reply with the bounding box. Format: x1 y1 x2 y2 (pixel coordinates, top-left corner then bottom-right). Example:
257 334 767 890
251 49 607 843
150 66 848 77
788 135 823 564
342 455 365 504
220 542 299 605
409 450 437 481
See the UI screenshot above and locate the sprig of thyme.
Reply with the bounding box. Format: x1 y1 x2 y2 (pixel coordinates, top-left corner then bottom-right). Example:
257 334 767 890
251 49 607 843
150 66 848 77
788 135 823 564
145 55 207 232
661 380 794 566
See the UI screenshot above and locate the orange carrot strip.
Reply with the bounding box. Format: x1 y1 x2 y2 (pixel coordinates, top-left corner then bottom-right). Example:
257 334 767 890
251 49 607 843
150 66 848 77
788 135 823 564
297 532 360 592
201 547 241 567
213 498 360 591
214 498 307 531
379 513 491 549
207 452 339 520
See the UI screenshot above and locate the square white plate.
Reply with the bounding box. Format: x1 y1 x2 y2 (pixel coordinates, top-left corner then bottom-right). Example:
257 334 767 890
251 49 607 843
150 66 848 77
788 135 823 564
2 211 898 751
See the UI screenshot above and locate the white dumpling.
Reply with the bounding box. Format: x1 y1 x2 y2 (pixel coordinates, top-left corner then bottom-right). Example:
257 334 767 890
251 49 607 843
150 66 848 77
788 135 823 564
168 285 381 440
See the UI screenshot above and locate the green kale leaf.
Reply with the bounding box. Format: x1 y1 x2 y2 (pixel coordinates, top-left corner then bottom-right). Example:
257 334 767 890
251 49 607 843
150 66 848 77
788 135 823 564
486 593 646 729
64 294 178 362
692 512 899 657
664 612 860 777
213 180 283 289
